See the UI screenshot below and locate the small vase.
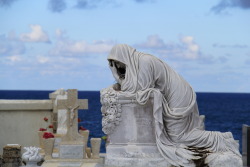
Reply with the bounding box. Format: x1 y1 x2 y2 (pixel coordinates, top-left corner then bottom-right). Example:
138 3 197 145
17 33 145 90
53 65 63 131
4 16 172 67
38 131 46 149
43 138 55 159
90 138 101 159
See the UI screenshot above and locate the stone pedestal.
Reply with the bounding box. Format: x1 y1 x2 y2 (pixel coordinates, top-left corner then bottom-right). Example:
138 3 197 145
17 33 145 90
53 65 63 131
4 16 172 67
2 145 22 167
105 100 171 167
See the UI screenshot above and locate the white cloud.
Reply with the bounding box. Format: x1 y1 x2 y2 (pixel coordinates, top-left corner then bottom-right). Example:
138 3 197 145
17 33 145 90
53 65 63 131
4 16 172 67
180 36 199 59
50 38 114 56
55 29 67 39
20 25 50 43
2 55 22 65
37 56 50 64
0 34 26 56
135 35 201 60
68 40 113 53
139 35 165 48
7 55 22 62
55 29 63 37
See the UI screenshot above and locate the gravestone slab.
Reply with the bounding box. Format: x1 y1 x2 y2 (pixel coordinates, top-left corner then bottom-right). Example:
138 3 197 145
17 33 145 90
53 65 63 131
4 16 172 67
59 144 84 159
104 99 172 167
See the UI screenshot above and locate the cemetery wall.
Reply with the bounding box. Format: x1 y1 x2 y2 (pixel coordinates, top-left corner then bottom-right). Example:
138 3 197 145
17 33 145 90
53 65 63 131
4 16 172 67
0 100 53 154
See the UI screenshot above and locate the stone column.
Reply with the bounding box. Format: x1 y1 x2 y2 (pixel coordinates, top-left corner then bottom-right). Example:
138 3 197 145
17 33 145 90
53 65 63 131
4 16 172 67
243 124 250 166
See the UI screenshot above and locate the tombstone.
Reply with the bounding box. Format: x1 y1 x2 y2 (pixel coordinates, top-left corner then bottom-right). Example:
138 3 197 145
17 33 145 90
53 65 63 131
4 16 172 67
2 144 22 167
56 89 88 160
243 124 250 166
101 88 172 167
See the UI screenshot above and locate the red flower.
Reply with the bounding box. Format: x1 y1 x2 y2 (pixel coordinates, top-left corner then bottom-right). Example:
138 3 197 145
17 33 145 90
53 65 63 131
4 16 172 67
79 126 87 131
78 118 81 123
43 132 54 139
39 128 47 131
44 117 48 122
49 125 53 129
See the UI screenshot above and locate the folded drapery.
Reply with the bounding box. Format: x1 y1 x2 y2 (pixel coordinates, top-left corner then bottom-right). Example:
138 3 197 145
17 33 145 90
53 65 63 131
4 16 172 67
106 44 241 166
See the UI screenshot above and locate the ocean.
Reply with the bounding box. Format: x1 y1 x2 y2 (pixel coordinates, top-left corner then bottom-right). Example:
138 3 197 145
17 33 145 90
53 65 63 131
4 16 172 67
0 90 250 153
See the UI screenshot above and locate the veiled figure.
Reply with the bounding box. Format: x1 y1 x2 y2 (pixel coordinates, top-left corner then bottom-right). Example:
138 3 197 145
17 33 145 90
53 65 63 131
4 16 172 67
105 44 241 166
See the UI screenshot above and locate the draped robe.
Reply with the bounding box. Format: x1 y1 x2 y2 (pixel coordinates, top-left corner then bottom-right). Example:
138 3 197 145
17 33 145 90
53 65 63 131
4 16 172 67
107 44 241 166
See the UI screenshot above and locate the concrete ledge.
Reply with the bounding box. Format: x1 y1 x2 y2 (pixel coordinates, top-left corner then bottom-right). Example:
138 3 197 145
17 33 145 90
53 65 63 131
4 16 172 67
0 100 53 111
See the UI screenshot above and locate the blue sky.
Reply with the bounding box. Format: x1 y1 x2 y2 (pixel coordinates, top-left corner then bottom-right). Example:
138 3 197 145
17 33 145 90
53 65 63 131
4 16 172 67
0 0 249 92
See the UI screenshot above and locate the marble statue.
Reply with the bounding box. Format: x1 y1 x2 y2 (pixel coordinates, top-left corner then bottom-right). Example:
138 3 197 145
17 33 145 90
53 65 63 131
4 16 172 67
101 44 242 167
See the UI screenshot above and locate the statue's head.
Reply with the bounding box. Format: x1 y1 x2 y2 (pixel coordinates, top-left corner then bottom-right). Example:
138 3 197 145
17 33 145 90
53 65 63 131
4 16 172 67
107 44 139 92
108 59 126 80
107 44 133 84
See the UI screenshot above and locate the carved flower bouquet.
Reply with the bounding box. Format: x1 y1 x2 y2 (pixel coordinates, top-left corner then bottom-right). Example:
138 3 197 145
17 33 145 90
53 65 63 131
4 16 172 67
42 132 55 159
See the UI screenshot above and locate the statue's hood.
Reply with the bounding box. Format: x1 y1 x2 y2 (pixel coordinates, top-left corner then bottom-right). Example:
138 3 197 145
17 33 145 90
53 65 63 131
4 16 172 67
107 44 136 65
107 44 142 92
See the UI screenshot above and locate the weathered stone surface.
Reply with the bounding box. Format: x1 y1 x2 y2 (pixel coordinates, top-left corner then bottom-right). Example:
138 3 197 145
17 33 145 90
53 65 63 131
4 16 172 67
108 102 155 144
53 135 62 150
0 100 53 110
41 159 104 167
2 145 22 167
57 89 86 142
56 89 86 159
104 99 172 167
90 138 101 159
206 152 243 167
59 144 84 159
58 162 83 167
79 130 90 158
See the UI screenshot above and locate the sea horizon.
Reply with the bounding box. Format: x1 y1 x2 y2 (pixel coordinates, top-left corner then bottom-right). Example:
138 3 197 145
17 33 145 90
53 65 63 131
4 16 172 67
0 90 249 153
1 89 250 94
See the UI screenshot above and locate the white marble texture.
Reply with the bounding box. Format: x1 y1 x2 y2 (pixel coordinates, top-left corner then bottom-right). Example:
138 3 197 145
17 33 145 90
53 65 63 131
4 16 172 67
101 44 242 167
